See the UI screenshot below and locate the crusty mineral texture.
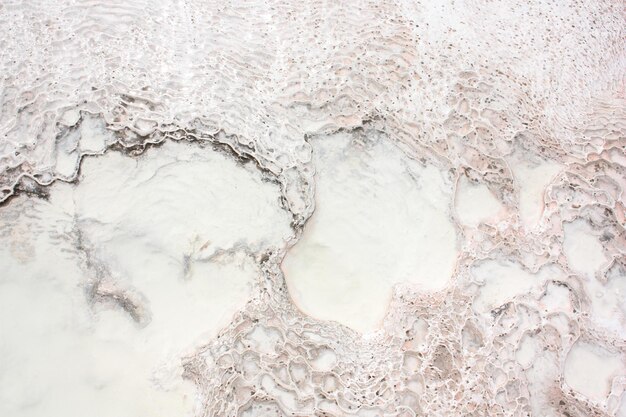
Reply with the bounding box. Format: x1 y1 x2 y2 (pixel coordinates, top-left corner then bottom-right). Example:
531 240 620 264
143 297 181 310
0 1 624 416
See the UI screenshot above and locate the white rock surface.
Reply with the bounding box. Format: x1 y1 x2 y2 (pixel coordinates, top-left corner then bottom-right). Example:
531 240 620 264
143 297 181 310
0 1 624 416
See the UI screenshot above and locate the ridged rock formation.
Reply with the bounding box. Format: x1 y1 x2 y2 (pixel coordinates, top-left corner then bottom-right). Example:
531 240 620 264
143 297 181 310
0 1 624 416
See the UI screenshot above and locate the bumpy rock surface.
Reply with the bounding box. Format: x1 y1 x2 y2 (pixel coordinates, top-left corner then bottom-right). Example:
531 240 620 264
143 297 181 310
0 1 624 416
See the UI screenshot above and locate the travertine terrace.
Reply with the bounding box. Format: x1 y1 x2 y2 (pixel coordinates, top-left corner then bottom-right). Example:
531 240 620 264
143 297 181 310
0 1 624 416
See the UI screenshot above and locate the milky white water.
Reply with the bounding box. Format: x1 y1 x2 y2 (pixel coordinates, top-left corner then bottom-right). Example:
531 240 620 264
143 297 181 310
283 132 457 332
0 0 625 416
0 141 293 416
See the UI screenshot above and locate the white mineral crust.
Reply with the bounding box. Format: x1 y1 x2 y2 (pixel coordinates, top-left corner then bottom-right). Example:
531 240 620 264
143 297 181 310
0 0 624 416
